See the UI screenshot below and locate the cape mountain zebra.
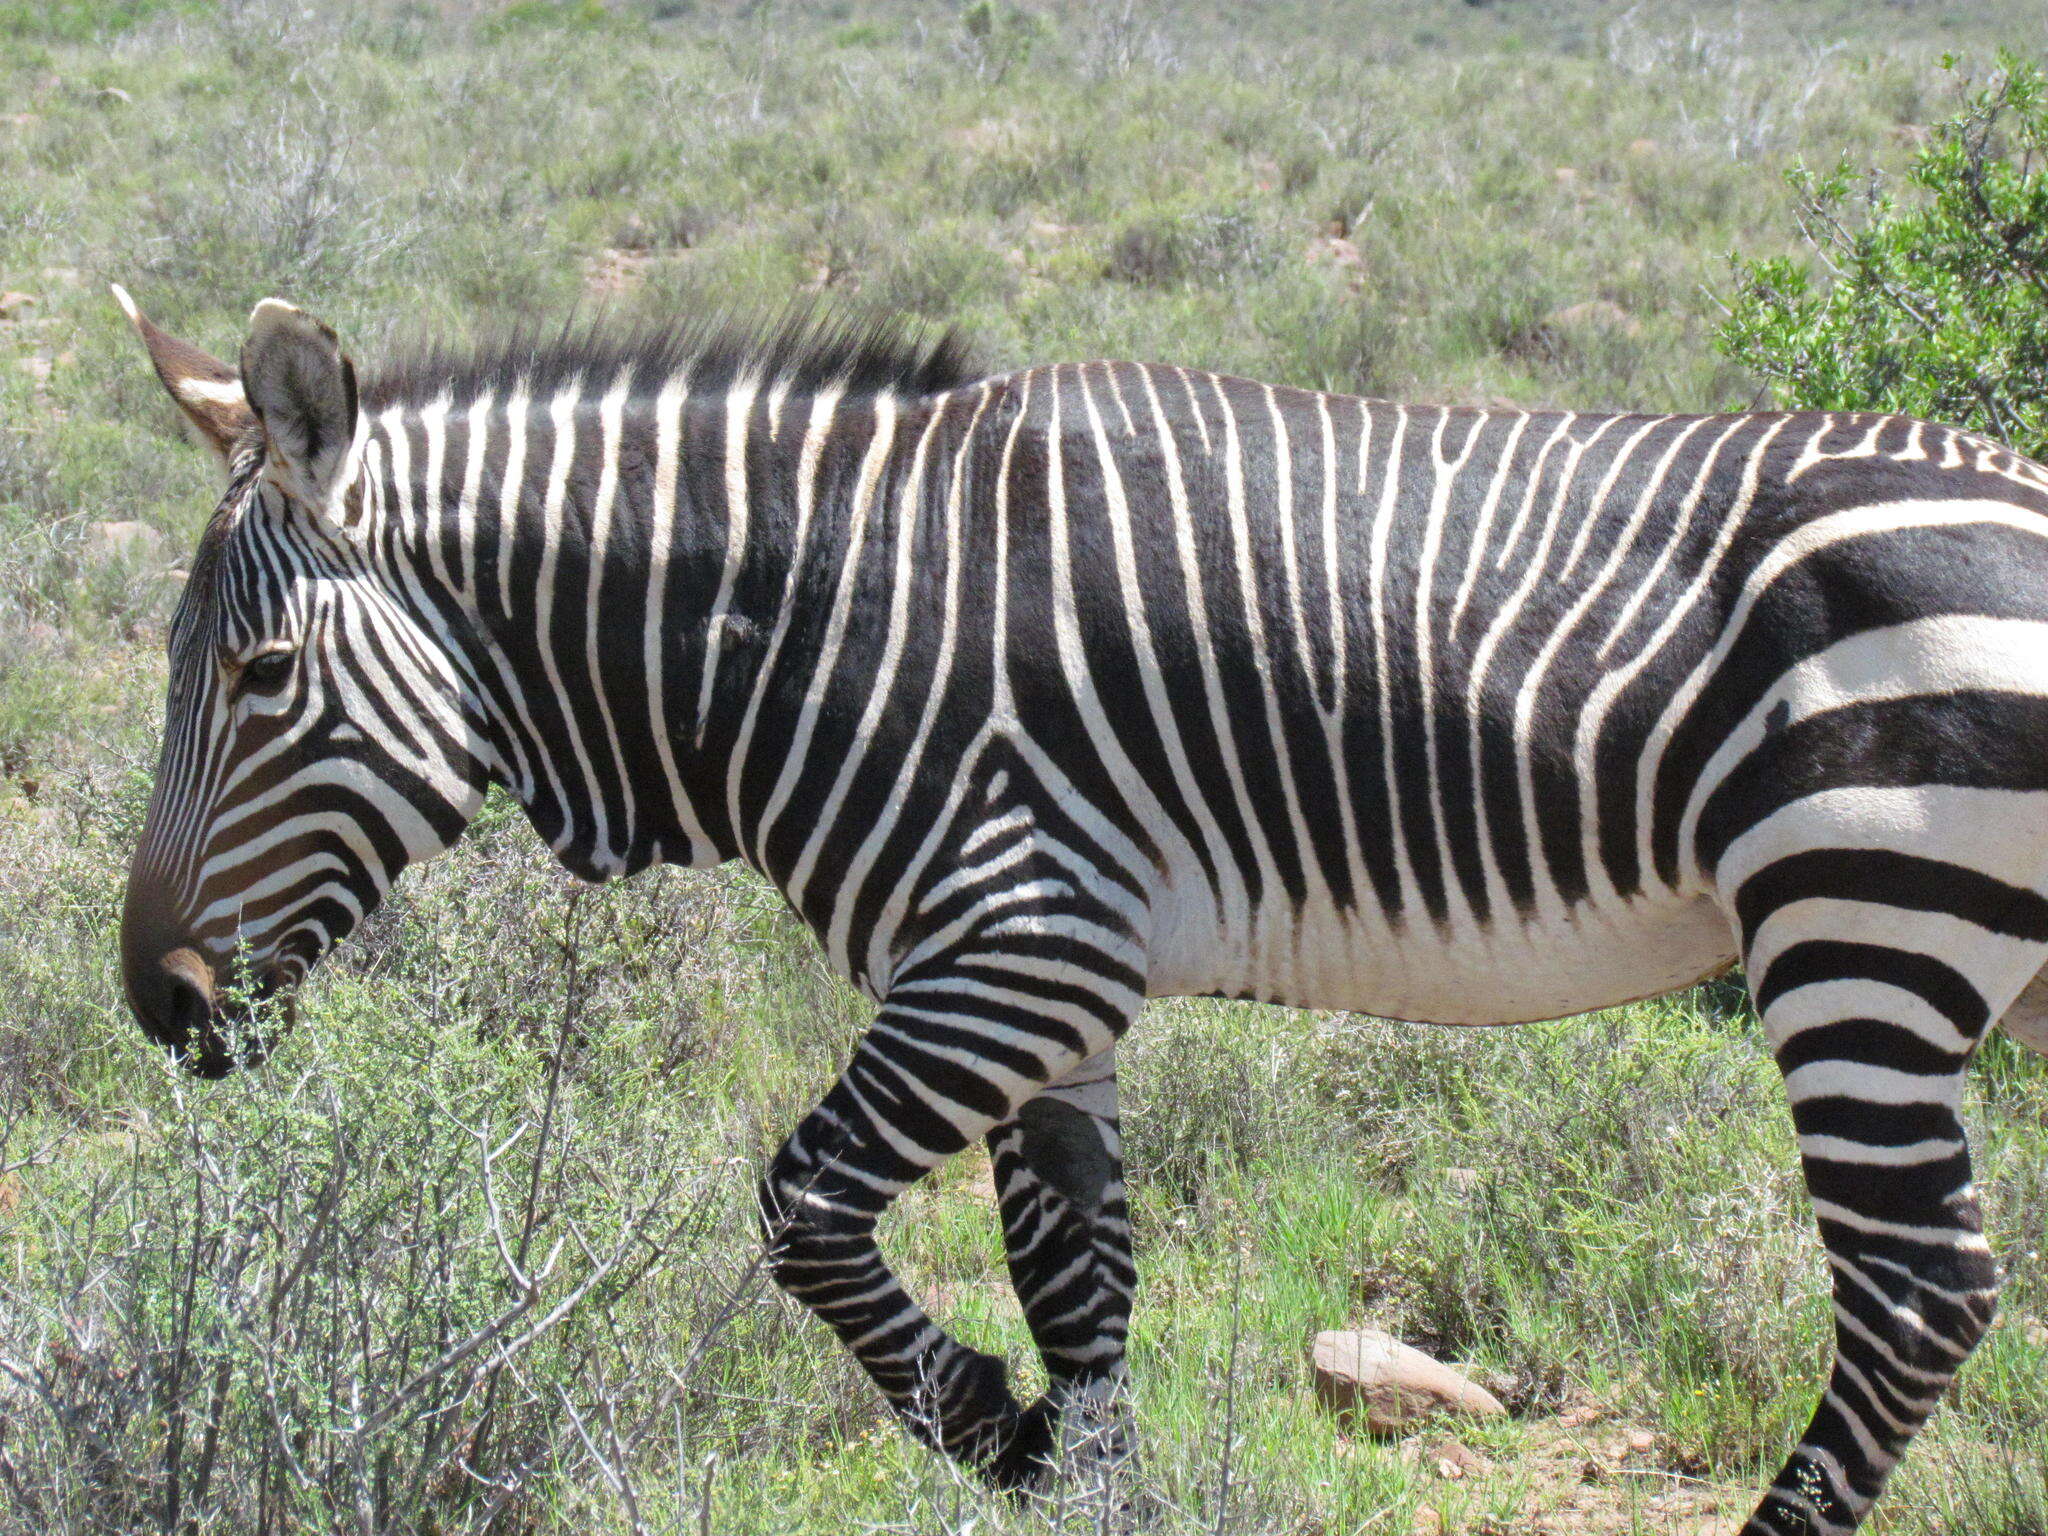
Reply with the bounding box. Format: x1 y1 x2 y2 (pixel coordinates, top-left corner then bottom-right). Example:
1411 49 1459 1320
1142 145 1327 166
115 285 2048 1535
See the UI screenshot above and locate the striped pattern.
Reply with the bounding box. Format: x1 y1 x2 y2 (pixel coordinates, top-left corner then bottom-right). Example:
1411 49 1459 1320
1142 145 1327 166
123 322 2048 1533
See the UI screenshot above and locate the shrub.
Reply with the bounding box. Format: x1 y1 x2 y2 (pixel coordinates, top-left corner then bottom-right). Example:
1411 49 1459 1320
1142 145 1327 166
1105 206 1276 289
1718 52 2048 458
0 0 199 42
0 784 792 1536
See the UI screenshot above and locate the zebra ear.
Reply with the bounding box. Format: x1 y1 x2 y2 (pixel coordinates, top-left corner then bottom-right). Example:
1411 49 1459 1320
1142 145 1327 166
239 298 363 523
111 283 254 472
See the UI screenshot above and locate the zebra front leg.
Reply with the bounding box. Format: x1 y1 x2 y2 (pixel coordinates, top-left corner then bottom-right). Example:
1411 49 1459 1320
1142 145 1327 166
758 968 1136 1479
986 1046 1136 1489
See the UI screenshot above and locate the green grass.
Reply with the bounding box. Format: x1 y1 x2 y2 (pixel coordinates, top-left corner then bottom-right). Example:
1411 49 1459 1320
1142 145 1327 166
5 2 2048 1532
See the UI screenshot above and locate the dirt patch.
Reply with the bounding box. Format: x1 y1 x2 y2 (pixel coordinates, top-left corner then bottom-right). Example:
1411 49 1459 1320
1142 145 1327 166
1373 1396 1754 1535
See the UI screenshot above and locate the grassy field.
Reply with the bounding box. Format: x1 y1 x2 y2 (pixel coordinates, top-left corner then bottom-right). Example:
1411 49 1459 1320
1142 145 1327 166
5 2 2048 1532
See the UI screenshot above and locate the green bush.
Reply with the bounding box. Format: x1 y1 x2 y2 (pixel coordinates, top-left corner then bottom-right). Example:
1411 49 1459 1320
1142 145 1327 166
480 0 620 40
0 0 201 43
1719 52 2048 457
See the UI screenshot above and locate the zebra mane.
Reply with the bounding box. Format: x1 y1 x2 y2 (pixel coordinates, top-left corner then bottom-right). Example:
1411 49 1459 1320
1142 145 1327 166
167 444 267 666
358 303 980 412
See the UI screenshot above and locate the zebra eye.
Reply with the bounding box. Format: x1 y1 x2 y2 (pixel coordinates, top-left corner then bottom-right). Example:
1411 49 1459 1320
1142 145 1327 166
240 648 296 695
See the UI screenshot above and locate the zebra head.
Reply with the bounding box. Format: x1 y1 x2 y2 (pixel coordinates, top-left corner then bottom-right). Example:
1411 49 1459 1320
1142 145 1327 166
116 291 492 1076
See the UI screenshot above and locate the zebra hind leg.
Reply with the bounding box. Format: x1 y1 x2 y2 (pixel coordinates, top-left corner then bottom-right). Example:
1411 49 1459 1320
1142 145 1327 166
986 1046 1137 1494
1729 852 2046 1532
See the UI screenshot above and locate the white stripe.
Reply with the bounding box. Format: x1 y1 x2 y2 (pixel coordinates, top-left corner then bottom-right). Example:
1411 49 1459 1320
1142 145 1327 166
583 366 638 855
644 373 710 862
694 375 763 745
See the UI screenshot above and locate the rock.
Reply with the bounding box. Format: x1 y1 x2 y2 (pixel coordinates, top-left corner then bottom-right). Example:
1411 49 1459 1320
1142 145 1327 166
611 212 655 251
95 86 132 106
1411 1505 1443 1536
958 1146 998 1202
1430 1437 1488 1478
0 291 34 320
1307 235 1367 292
946 117 1019 155
1402 1431 1491 1478
1543 299 1641 337
88 520 167 565
1311 1328 1507 1434
73 1128 149 1159
583 247 656 296
1444 1166 1483 1194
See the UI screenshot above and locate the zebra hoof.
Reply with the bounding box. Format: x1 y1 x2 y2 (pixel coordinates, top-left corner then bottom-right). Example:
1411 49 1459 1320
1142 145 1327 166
980 1395 1059 1493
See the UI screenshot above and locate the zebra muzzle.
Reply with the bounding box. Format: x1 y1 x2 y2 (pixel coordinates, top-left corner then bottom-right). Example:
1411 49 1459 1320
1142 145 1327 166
130 945 292 1078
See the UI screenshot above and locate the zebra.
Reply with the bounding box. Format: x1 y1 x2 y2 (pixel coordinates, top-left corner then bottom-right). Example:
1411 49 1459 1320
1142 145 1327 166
113 283 2048 1534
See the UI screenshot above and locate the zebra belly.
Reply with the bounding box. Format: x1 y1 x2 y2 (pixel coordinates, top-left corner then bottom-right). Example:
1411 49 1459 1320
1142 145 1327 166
1146 888 1737 1025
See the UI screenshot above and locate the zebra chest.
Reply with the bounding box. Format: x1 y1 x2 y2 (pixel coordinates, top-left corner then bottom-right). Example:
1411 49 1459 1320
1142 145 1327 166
1145 883 1738 1025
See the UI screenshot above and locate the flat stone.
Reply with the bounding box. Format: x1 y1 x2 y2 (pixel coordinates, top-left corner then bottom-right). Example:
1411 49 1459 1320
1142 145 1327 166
1311 1329 1507 1434
1543 299 1641 337
1430 1436 1488 1478
0 291 34 320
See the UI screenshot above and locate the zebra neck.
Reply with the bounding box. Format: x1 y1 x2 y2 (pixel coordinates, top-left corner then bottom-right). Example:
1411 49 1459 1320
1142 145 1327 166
374 381 915 883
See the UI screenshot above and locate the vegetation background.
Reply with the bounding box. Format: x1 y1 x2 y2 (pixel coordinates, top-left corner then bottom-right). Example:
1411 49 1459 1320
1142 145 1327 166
3 1 2047 1532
